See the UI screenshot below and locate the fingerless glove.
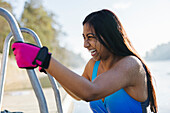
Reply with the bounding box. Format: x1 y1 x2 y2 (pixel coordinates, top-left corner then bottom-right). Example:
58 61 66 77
12 42 51 69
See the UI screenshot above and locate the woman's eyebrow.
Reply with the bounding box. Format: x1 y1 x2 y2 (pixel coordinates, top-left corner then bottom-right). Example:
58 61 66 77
82 33 95 38
86 33 95 36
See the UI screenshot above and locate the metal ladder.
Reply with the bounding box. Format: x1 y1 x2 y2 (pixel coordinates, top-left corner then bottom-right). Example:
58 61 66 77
0 7 63 113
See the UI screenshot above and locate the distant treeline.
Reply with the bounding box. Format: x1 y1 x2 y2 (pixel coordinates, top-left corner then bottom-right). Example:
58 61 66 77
0 0 85 68
145 42 170 61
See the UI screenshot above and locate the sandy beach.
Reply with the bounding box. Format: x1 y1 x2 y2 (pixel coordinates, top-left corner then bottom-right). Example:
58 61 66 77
1 88 74 113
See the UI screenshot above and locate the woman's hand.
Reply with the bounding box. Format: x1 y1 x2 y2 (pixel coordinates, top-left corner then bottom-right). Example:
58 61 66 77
12 42 51 69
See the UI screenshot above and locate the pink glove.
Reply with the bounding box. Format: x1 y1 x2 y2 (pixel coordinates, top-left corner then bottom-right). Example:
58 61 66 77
12 42 51 69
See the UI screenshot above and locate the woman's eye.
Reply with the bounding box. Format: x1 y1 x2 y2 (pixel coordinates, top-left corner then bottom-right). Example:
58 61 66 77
88 36 95 39
88 36 92 39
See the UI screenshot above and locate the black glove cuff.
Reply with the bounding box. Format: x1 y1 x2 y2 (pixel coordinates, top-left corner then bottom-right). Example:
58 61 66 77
39 68 47 74
32 46 51 69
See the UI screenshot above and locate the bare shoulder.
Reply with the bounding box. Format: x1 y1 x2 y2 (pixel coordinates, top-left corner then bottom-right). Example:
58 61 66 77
114 56 145 80
82 58 96 81
85 58 96 71
117 55 143 70
86 58 96 67
118 56 146 84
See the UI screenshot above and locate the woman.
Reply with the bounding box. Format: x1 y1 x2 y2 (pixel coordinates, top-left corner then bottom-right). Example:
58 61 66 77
12 9 157 113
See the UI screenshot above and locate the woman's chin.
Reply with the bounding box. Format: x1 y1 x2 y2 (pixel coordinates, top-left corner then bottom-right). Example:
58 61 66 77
92 56 100 61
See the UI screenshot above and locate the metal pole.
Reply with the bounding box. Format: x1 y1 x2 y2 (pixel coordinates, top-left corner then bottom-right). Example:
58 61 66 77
47 73 63 113
20 28 63 113
0 7 48 113
0 31 48 113
0 8 23 41
0 32 12 109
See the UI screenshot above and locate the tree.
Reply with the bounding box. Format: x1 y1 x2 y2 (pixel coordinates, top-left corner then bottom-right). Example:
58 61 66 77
0 0 85 67
20 0 85 67
20 0 61 53
145 42 170 61
0 1 13 53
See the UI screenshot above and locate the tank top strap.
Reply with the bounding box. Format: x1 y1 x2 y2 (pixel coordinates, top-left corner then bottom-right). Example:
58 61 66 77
92 61 100 81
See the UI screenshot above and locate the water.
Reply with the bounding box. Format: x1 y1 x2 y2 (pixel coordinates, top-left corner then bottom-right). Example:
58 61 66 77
72 60 170 113
146 60 170 113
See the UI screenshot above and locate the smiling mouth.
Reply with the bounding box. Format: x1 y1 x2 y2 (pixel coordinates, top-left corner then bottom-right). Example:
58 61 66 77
89 49 97 56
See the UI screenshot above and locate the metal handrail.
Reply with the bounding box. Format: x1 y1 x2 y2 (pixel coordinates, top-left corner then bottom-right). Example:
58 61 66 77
0 28 63 113
0 30 49 113
0 7 49 113
0 28 12 109
0 7 63 113
20 28 63 113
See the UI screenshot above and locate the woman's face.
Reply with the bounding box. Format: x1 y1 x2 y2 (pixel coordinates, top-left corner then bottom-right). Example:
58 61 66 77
83 23 111 61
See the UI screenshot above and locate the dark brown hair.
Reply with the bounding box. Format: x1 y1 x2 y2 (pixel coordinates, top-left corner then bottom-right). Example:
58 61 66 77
83 9 157 113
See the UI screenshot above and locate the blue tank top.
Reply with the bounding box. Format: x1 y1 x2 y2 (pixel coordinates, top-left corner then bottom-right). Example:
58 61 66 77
89 61 149 113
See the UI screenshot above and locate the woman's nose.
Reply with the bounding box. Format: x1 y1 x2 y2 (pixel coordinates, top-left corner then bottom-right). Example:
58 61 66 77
84 40 90 48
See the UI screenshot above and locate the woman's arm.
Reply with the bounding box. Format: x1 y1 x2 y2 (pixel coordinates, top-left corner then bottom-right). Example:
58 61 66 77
58 59 95 101
46 57 95 101
62 85 81 100
58 59 94 101
46 56 142 101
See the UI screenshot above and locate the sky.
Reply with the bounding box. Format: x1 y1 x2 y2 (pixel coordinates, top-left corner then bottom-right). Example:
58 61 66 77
4 0 170 61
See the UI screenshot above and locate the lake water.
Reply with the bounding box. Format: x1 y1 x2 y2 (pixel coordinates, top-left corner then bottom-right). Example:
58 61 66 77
72 60 170 113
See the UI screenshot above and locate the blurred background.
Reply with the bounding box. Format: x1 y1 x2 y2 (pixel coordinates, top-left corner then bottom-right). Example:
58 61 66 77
0 0 170 112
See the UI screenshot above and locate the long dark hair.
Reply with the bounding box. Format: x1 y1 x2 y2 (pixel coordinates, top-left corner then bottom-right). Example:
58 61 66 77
83 9 157 113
